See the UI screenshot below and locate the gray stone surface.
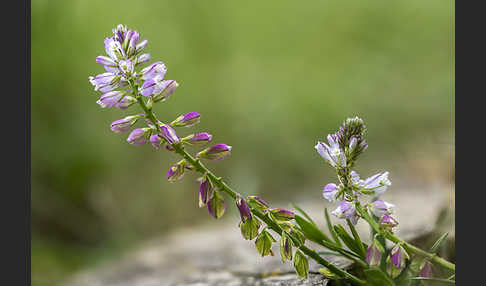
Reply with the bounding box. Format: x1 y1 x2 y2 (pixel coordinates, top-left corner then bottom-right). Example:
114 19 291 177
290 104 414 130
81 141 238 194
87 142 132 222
64 184 453 286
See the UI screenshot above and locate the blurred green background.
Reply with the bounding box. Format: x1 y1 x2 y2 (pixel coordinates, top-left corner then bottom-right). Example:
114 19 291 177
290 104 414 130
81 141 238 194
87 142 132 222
32 0 454 285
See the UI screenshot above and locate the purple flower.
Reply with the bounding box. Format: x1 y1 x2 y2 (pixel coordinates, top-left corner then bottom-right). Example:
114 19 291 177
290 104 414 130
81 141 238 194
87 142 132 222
315 134 346 168
96 91 127 108
280 232 293 262
331 201 359 225
389 244 409 269
149 134 164 149
348 136 358 153
96 56 117 67
127 128 151 146
89 72 122 92
236 195 252 222
171 112 201 128
181 132 213 146
160 124 180 144
112 24 127 43
199 177 213 208
362 172 391 197
141 61 167 81
196 144 232 161
370 200 395 217
153 80 178 102
136 53 151 65
136 40 148 53
104 37 125 62
110 114 142 133
322 183 340 202
167 160 186 183
366 238 384 266
419 261 433 278
247 196 269 212
269 208 295 221
379 214 399 231
118 59 134 77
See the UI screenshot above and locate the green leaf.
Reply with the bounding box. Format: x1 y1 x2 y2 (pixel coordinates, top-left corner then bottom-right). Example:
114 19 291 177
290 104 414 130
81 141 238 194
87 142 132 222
293 250 309 279
364 268 395 286
346 219 366 258
334 225 366 259
291 203 317 225
409 277 455 284
324 208 342 247
294 214 332 244
429 232 449 253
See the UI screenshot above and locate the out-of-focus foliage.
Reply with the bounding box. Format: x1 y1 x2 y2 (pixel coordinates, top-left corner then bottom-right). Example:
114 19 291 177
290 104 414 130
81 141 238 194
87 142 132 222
31 0 453 285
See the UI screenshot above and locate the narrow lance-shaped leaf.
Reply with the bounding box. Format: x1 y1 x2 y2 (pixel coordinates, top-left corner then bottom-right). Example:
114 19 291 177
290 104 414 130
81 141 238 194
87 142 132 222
324 208 342 247
294 214 332 244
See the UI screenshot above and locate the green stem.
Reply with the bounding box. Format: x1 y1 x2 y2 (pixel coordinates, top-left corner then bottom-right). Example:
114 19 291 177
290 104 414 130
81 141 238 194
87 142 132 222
131 85 366 285
355 203 455 271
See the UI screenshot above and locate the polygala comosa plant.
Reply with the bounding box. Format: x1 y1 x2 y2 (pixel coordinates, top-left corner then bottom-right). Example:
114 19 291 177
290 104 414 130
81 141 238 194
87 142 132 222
89 25 455 285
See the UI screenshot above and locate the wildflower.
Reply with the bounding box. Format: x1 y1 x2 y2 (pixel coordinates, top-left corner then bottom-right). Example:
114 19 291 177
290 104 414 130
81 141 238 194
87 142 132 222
181 132 213 146
419 260 434 278
370 200 395 217
198 177 213 207
366 236 384 266
315 134 346 168
236 195 252 222
207 191 226 219
171 112 201 128
149 134 163 149
379 214 399 231
280 232 293 262
89 72 123 93
141 61 167 80
269 208 295 221
118 59 134 78
389 244 409 269
247 196 269 212
322 183 340 202
362 172 391 197
331 201 359 225
96 90 129 109
110 114 142 133
197 144 232 161
167 160 186 182
127 128 151 146
135 53 150 65
160 124 180 144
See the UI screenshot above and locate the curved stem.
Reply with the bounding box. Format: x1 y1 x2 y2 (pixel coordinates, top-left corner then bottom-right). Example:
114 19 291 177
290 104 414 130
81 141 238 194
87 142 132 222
131 85 366 285
355 203 455 271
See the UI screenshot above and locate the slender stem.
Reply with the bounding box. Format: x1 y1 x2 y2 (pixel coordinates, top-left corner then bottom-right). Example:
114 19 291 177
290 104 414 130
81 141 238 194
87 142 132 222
130 85 366 284
355 203 455 271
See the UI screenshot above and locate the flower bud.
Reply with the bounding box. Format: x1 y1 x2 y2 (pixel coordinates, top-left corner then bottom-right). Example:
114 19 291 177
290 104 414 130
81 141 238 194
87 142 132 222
370 200 395 217
293 250 309 279
366 237 384 266
239 217 261 240
181 132 213 146
280 232 293 262
110 114 142 133
389 244 409 270
198 177 213 208
269 208 295 221
207 191 226 219
236 195 252 222
331 201 359 225
127 31 139 57
149 134 164 149
348 136 358 153
196 144 232 161
289 228 306 247
379 214 399 232
171 112 201 128
160 124 180 144
255 230 276 257
96 90 127 108
167 160 186 182
277 221 294 233
247 196 269 212
127 128 151 146
136 39 148 54
419 260 434 278
136 53 150 65
104 37 125 61
153 80 178 102
322 183 340 202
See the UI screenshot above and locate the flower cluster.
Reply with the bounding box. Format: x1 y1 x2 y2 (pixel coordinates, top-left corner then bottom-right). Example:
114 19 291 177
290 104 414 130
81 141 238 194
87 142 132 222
89 24 232 217
316 117 403 270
